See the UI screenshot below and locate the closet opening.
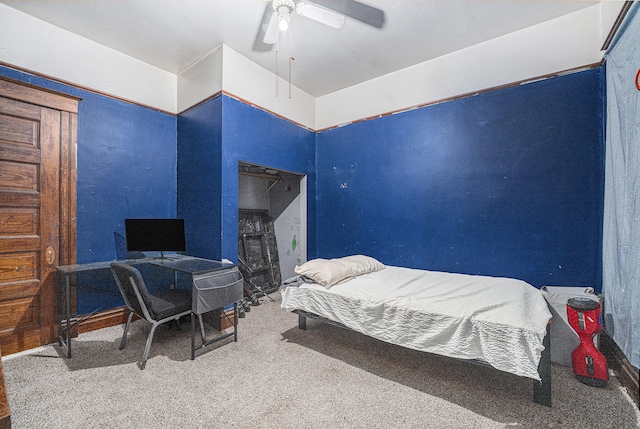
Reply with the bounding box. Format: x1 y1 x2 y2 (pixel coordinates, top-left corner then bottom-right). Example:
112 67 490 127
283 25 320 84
237 161 306 309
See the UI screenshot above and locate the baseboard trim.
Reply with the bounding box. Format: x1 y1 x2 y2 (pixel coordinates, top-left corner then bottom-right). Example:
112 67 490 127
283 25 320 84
76 307 137 334
601 330 639 409
73 306 235 334
203 308 236 331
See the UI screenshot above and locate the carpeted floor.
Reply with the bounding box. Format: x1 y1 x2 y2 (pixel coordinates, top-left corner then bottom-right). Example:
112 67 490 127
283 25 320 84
2 294 639 429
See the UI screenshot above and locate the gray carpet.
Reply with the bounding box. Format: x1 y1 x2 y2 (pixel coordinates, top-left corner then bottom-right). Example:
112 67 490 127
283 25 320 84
3 294 639 429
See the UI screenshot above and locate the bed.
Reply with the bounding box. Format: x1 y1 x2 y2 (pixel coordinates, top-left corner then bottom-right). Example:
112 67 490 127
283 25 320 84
280 255 553 406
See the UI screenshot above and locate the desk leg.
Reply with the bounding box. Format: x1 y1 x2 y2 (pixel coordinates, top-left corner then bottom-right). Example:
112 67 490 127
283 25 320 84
57 274 63 347
65 274 72 358
198 314 206 343
191 313 196 361
233 302 238 342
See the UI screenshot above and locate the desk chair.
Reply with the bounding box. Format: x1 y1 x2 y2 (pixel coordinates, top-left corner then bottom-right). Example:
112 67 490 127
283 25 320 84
110 262 192 369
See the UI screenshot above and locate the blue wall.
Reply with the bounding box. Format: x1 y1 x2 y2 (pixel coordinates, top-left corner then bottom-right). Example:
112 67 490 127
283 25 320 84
0 66 177 312
220 96 317 262
0 66 177 264
1 63 606 302
77 94 177 263
316 68 605 291
176 95 317 263
177 96 223 259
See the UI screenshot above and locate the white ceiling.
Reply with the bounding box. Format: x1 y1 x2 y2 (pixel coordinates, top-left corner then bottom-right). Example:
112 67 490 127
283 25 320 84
0 0 610 97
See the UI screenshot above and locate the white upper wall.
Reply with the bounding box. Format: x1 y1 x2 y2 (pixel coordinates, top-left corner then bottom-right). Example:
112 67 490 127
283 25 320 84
176 45 316 128
177 45 223 113
0 2 621 129
0 3 177 113
316 3 613 130
221 46 316 130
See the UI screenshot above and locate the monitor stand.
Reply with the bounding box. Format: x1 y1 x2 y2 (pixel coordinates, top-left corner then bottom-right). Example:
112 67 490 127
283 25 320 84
157 251 174 261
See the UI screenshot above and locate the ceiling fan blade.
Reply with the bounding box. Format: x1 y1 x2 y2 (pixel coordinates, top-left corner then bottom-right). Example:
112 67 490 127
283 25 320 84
296 2 345 29
311 0 385 28
263 12 279 44
253 3 276 51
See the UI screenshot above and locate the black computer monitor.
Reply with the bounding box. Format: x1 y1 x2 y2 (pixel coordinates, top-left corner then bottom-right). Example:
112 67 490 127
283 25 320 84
124 218 186 256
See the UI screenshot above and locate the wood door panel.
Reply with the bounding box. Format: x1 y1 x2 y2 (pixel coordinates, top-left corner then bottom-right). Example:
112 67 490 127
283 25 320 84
0 160 38 191
0 97 42 121
0 326 41 355
0 208 38 235
0 237 39 253
0 280 40 302
0 78 77 355
0 296 39 331
0 113 39 146
0 192 39 208
0 253 37 282
0 95 47 352
0 141 41 164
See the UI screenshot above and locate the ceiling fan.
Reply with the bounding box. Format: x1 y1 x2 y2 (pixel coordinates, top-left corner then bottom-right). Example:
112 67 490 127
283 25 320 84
253 0 385 51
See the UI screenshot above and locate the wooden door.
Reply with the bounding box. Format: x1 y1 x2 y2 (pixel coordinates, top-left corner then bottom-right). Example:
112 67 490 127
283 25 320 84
0 78 77 355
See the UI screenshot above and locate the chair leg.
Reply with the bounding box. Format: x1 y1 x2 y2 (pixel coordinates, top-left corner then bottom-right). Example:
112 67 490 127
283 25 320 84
140 322 160 370
120 312 135 350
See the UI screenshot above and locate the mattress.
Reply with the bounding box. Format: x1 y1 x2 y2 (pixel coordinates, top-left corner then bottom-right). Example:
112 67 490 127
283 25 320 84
281 266 552 380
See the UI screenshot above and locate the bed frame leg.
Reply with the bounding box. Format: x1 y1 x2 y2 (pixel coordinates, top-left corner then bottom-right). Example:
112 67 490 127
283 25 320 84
533 322 552 407
298 314 307 330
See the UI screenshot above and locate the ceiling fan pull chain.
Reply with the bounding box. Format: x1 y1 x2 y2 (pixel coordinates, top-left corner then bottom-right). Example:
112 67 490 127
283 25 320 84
275 35 280 97
289 21 293 99
289 56 292 99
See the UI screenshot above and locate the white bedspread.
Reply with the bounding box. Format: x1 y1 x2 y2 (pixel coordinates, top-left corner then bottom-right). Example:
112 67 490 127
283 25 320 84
281 266 552 380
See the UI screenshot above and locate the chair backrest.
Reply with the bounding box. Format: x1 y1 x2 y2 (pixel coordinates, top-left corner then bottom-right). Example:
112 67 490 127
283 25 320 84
110 262 155 322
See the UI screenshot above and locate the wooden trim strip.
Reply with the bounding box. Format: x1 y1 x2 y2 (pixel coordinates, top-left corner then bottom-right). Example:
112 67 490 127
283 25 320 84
600 330 639 409
316 62 604 133
0 75 78 113
601 1 634 51
0 62 171 116
1 59 604 134
177 91 223 116
221 91 316 132
0 349 11 429
178 89 315 132
59 112 77 267
75 307 136 334
206 308 236 331
74 305 235 336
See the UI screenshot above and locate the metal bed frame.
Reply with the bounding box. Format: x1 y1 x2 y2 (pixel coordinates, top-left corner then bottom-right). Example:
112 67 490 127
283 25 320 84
293 309 552 407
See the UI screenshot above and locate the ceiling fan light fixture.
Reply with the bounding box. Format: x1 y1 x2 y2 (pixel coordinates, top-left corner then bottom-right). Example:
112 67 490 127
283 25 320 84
273 0 295 32
278 7 291 31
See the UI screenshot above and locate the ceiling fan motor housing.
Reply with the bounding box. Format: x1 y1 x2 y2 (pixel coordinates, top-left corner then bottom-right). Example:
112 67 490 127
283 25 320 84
273 0 295 14
262 0 350 46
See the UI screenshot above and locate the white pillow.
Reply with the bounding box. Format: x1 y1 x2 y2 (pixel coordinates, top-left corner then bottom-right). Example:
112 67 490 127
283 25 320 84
335 255 385 275
294 259 357 288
